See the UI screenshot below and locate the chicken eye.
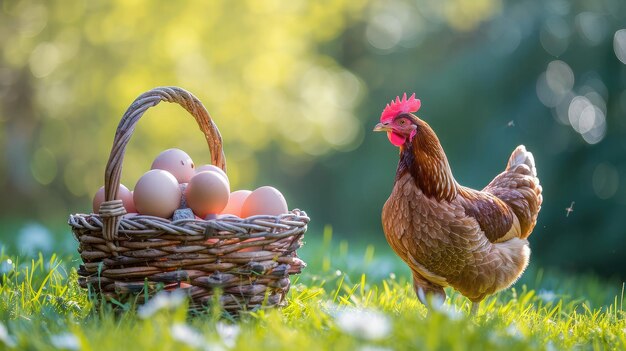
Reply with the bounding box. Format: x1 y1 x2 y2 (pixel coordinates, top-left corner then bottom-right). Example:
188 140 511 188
399 119 406 125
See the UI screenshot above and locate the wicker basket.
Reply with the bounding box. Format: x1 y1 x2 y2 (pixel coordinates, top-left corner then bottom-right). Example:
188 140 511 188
68 86 309 314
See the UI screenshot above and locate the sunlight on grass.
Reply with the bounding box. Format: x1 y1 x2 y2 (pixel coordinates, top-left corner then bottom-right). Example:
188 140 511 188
0 243 624 350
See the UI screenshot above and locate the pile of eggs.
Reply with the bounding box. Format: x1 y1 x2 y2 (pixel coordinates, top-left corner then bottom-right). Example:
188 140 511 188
92 148 289 220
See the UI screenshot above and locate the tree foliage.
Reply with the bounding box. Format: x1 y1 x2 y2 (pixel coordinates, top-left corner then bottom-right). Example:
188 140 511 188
1 0 625 277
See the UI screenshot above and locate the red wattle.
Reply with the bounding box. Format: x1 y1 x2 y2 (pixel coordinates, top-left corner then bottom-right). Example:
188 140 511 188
387 131 406 147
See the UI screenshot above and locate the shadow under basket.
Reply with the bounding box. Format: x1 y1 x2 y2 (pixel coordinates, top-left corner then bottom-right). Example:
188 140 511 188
68 86 309 314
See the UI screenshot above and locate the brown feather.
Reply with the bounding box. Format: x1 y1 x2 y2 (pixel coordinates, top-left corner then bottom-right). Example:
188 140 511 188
381 116 542 304
457 187 515 243
397 117 457 201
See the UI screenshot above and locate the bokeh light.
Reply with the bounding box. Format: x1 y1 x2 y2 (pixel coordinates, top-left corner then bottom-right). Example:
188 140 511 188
614 29 626 64
1 0 370 202
592 163 619 199
567 96 606 144
575 12 608 46
366 12 403 51
540 17 570 57
537 60 574 108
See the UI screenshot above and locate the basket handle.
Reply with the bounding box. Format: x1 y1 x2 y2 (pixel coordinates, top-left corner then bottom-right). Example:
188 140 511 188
100 86 226 244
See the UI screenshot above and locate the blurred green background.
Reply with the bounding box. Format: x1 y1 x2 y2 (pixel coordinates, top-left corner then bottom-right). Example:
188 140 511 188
1 0 625 280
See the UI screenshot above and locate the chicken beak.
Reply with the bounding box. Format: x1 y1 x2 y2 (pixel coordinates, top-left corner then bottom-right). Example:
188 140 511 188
373 122 391 132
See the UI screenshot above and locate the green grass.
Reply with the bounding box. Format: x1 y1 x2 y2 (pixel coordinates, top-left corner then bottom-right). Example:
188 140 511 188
0 233 625 350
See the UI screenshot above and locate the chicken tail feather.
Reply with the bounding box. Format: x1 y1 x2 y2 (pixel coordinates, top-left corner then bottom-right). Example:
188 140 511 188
483 145 542 239
506 145 537 177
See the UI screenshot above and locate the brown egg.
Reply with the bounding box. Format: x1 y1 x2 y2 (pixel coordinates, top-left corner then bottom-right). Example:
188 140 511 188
221 190 251 217
133 170 181 218
92 184 136 214
241 186 288 218
185 171 230 218
151 148 195 183
195 164 229 185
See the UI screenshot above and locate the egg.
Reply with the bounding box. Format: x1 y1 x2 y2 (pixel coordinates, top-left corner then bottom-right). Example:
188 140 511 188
241 186 288 218
92 184 136 214
195 164 229 184
151 148 195 183
221 190 251 217
133 170 182 218
185 171 230 218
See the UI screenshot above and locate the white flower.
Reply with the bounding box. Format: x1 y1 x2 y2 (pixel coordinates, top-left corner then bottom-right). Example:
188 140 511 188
216 322 240 348
171 324 228 351
538 290 557 303
50 332 80 350
0 322 16 348
0 259 14 275
137 290 186 319
506 322 523 340
171 323 205 349
206 343 225 351
435 304 463 321
17 222 53 256
335 307 391 340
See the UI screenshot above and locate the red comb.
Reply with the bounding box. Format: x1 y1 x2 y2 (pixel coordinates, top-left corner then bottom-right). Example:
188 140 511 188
380 93 421 123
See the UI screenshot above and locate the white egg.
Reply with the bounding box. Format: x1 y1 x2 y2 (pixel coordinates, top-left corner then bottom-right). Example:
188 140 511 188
151 148 195 183
133 170 181 218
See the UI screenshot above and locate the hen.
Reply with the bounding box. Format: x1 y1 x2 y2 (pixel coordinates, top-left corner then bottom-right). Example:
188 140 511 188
373 94 542 314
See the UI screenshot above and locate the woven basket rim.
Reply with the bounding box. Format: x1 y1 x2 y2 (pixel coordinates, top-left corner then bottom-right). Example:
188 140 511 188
69 209 310 238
